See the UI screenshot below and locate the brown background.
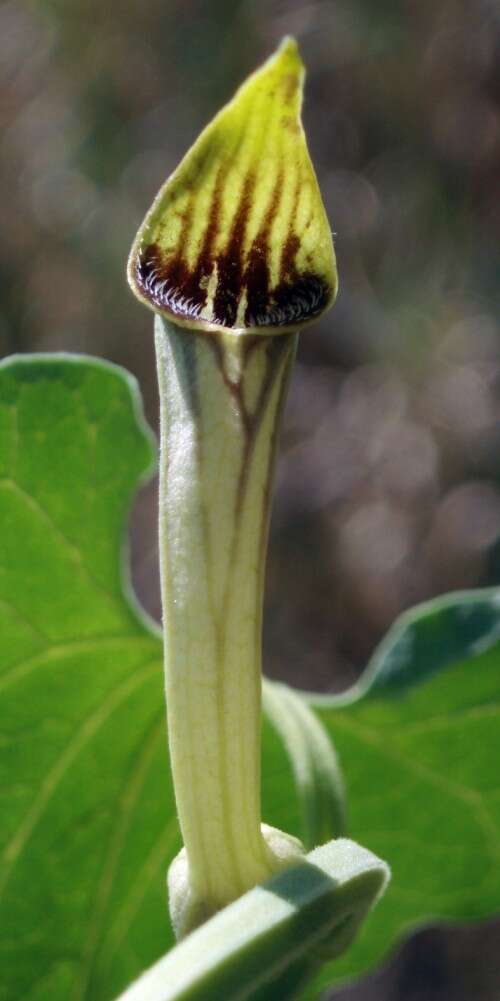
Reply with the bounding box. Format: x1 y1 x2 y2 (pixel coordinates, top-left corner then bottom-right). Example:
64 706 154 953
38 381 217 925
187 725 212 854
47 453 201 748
1 0 500 997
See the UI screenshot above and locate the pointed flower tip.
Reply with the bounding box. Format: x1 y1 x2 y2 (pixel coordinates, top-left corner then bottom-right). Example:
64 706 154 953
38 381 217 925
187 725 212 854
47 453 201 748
128 39 338 335
274 35 300 63
265 36 303 95
281 35 303 62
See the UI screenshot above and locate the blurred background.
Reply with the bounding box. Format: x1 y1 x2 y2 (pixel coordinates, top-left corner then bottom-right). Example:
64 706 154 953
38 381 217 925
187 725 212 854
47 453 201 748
1 0 499 997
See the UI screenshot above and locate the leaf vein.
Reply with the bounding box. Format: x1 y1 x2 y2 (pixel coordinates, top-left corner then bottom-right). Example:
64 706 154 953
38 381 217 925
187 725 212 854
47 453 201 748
0 658 160 900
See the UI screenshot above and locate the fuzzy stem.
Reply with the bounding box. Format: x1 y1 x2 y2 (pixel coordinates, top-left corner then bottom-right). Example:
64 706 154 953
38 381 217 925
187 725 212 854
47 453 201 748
155 315 298 916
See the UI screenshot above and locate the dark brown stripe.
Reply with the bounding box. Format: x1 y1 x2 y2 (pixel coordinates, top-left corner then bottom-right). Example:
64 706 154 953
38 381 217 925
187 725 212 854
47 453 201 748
134 163 332 329
212 171 257 327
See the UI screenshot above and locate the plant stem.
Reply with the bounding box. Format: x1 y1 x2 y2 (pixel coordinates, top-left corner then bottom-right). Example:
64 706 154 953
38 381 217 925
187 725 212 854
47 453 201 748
155 316 298 919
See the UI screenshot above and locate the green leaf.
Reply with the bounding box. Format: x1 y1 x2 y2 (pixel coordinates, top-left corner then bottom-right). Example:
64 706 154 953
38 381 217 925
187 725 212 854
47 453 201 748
114 840 389 1001
303 589 500 996
3 355 500 1001
0 355 174 1001
0 355 344 1001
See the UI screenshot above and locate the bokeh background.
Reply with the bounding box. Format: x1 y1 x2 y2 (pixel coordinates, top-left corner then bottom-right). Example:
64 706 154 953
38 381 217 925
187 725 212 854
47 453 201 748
1 0 500 997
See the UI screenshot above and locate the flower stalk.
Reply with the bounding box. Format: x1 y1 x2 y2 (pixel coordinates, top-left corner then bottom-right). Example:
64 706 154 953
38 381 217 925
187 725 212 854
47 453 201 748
128 37 338 937
156 320 301 934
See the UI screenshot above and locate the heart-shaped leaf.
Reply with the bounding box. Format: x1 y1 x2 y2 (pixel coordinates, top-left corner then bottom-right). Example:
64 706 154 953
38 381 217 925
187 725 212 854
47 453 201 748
2 355 500 1001
304 590 500 996
0 355 346 1001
